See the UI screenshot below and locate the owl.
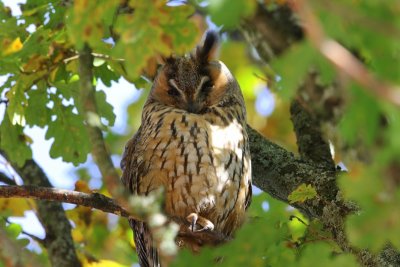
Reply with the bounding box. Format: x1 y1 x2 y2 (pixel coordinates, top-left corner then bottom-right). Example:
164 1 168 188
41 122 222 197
121 31 252 267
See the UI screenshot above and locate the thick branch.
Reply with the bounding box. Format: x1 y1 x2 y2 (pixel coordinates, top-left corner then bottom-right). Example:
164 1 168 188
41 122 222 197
247 126 341 215
290 98 334 167
0 185 130 218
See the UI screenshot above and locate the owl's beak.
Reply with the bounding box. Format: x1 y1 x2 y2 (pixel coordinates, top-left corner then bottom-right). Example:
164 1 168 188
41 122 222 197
187 101 201 114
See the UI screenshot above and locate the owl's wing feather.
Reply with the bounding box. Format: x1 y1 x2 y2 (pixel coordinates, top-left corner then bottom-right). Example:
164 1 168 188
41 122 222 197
121 128 141 193
121 127 160 267
245 182 252 210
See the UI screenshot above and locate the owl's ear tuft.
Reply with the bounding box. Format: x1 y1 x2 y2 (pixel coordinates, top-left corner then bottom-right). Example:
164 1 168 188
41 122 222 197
163 55 176 65
196 31 219 62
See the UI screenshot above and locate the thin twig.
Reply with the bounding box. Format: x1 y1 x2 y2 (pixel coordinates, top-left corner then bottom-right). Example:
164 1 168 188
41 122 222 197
0 172 16 185
64 53 125 64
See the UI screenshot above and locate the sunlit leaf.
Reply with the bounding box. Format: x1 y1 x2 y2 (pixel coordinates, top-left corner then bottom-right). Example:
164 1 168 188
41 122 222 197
5 223 22 239
84 259 128 267
288 184 317 204
2 37 23 56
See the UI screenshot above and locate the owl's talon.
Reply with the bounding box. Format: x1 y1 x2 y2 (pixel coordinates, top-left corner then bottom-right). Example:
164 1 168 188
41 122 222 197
186 213 214 232
187 213 198 232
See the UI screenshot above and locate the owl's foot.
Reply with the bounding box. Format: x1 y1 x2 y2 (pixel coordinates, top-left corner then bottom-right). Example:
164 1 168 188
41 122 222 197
186 213 214 232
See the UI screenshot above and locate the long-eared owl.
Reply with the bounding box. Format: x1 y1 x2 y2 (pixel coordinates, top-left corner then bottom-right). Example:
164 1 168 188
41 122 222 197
121 31 252 267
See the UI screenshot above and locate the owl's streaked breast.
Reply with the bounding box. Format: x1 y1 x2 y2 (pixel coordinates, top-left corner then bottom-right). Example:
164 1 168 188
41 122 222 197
137 101 251 234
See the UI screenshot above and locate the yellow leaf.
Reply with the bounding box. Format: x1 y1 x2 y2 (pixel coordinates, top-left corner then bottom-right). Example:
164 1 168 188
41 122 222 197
0 198 35 216
83 259 128 267
72 228 85 243
75 180 91 193
3 37 23 56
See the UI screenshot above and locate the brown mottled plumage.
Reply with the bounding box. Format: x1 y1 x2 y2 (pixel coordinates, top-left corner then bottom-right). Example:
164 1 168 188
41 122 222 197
121 31 252 267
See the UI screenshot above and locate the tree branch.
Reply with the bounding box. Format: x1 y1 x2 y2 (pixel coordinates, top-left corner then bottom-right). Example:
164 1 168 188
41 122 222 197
0 185 230 247
247 126 342 214
0 185 130 218
290 73 336 169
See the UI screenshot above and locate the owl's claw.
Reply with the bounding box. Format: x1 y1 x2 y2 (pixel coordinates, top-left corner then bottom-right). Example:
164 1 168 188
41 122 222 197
186 213 214 232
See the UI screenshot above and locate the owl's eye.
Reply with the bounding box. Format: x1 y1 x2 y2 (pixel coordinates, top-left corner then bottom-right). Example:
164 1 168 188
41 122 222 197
167 79 181 97
168 87 180 97
201 80 213 94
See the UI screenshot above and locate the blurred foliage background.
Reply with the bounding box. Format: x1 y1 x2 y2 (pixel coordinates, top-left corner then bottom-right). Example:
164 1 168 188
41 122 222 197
0 0 400 266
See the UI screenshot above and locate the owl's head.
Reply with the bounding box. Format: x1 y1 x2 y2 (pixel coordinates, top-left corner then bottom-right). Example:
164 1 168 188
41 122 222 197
149 31 241 113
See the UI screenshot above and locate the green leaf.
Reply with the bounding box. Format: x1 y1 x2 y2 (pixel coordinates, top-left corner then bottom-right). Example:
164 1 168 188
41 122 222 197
17 26 52 60
272 41 316 99
113 3 168 79
264 241 296 267
5 223 23 239
339 84 380 146
6 73 46 126
6 82 27 126
45 104 91 165
95 89 116 126
208 0 256 29
339 165 400 251
66 0 119 50
288 184 317 204
25 81 51 127
160 5 198 54
298 242 358 267
173 217 290 267
0 115 32 166
54 80 79 100
112 1 197 80
94 63 119 87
